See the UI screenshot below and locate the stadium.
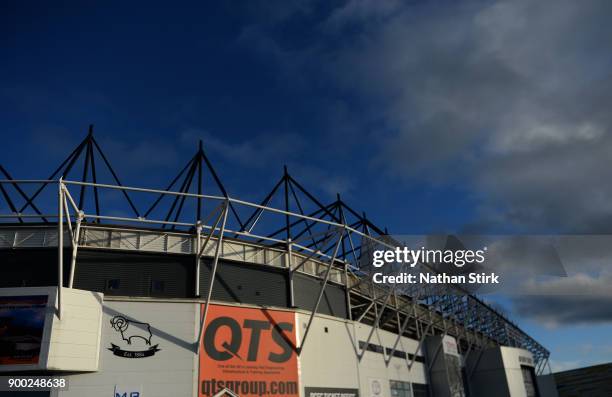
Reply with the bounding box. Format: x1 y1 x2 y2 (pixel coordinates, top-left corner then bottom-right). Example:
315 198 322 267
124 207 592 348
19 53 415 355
0 130 551 397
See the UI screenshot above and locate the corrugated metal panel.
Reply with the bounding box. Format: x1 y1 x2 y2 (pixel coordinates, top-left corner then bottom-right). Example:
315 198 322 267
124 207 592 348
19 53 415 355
264 249 285 267
0 248 69 287
14 229 46 247
0 246 348 317
222 241 245 261
293 273 348 318
199 259 289 307
303 260 317 276
166 234 192 254
244 244 265 264
73 250 194 298
0 229 68 248
139 232 167 252
555 363 612 397
0 230 14 248
84 229 111 248
198 237 217 257
117 231 139 250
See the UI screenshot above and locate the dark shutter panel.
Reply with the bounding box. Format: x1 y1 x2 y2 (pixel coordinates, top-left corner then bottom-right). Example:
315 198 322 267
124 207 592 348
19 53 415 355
198 259 288 307
292 273 348 318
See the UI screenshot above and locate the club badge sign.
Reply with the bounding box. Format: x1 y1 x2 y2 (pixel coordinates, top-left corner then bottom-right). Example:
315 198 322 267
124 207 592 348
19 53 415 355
199 304 299 397
108 316 160 358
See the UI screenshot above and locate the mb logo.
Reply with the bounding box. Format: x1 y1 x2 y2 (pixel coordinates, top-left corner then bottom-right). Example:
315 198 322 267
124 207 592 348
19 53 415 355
114 385 142 397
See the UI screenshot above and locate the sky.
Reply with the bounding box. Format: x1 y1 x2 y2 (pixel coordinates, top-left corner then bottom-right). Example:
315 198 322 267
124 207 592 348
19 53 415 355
2 0 612 372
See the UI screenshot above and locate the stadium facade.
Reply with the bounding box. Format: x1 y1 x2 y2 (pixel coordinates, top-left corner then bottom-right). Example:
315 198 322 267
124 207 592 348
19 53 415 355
0 130 551 397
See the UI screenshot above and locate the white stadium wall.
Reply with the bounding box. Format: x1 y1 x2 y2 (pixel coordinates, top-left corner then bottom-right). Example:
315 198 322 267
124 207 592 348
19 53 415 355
1 286 544 397
354 321 428 396
59 298 199 397
296 311 428 397
296 312 360 394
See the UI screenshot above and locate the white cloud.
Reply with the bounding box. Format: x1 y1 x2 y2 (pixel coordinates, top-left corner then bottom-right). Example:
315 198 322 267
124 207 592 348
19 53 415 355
549 359 583 373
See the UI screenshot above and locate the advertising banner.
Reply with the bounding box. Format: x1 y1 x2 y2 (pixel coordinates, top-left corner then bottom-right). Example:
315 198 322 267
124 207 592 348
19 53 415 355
0 295 48 365
199 304 298 397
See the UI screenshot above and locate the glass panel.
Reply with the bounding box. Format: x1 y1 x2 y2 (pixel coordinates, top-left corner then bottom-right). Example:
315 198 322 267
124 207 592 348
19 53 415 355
389 380 411 397
412 383 429 397
521 366 538 397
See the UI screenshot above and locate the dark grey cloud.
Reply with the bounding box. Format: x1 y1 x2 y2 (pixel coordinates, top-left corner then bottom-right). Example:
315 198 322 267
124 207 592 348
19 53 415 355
508 234 612 325
237 2 612 327
327 0 612 232
240 0 612 326
243 0 612 232
512 270 612 326
514 295 612 327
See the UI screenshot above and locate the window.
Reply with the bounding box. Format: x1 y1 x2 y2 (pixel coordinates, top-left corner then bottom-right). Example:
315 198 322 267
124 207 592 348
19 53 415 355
521 366 540 397
106 279 120 291
356 342 425 362
412 383 430 397
389 380 411 397
359 341 384 353
386 347 407 359
445 354 466 397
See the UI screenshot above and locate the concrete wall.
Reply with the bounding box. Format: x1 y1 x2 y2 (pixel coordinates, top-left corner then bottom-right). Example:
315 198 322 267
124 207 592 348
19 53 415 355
425 335 465 397
59 298 199 397
536 374 559 397
46 288 103 372
466 347 509 397
296 311 428 397
355 321 427 396
467 346 538 397
500 347 536 397
296 312 360 393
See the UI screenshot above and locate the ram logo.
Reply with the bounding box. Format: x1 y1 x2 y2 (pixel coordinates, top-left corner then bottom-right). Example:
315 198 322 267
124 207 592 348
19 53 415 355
110 316 153 345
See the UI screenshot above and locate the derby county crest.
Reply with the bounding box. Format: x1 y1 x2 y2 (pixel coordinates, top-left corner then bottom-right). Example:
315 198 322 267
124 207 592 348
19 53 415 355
108 315 161 358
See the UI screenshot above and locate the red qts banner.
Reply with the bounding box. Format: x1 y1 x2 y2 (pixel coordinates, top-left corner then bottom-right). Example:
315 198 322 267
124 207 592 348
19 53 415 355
199 304 299 397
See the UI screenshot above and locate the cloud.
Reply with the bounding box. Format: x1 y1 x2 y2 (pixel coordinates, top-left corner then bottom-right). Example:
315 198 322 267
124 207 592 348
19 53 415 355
337 0 612 232
505 236 612 327
511 270 612 327
243 0 612 233
179 128 355 199
549 359 583 373
325 0 403 29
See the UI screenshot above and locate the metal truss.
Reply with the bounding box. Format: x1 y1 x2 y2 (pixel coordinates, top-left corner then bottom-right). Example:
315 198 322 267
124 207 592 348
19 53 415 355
0 129 550 373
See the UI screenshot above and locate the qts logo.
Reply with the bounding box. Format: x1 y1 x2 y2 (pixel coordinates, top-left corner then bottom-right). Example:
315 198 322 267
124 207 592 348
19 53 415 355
204 316 293 363
199 305 299 397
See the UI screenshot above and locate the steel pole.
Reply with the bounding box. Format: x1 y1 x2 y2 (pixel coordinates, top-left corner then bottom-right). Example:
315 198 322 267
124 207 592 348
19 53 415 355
195 222 201 297
57 179 63 319
197 202 229 346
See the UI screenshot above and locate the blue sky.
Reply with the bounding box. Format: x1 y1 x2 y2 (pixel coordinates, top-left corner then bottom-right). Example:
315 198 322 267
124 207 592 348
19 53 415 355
2 1 612 371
